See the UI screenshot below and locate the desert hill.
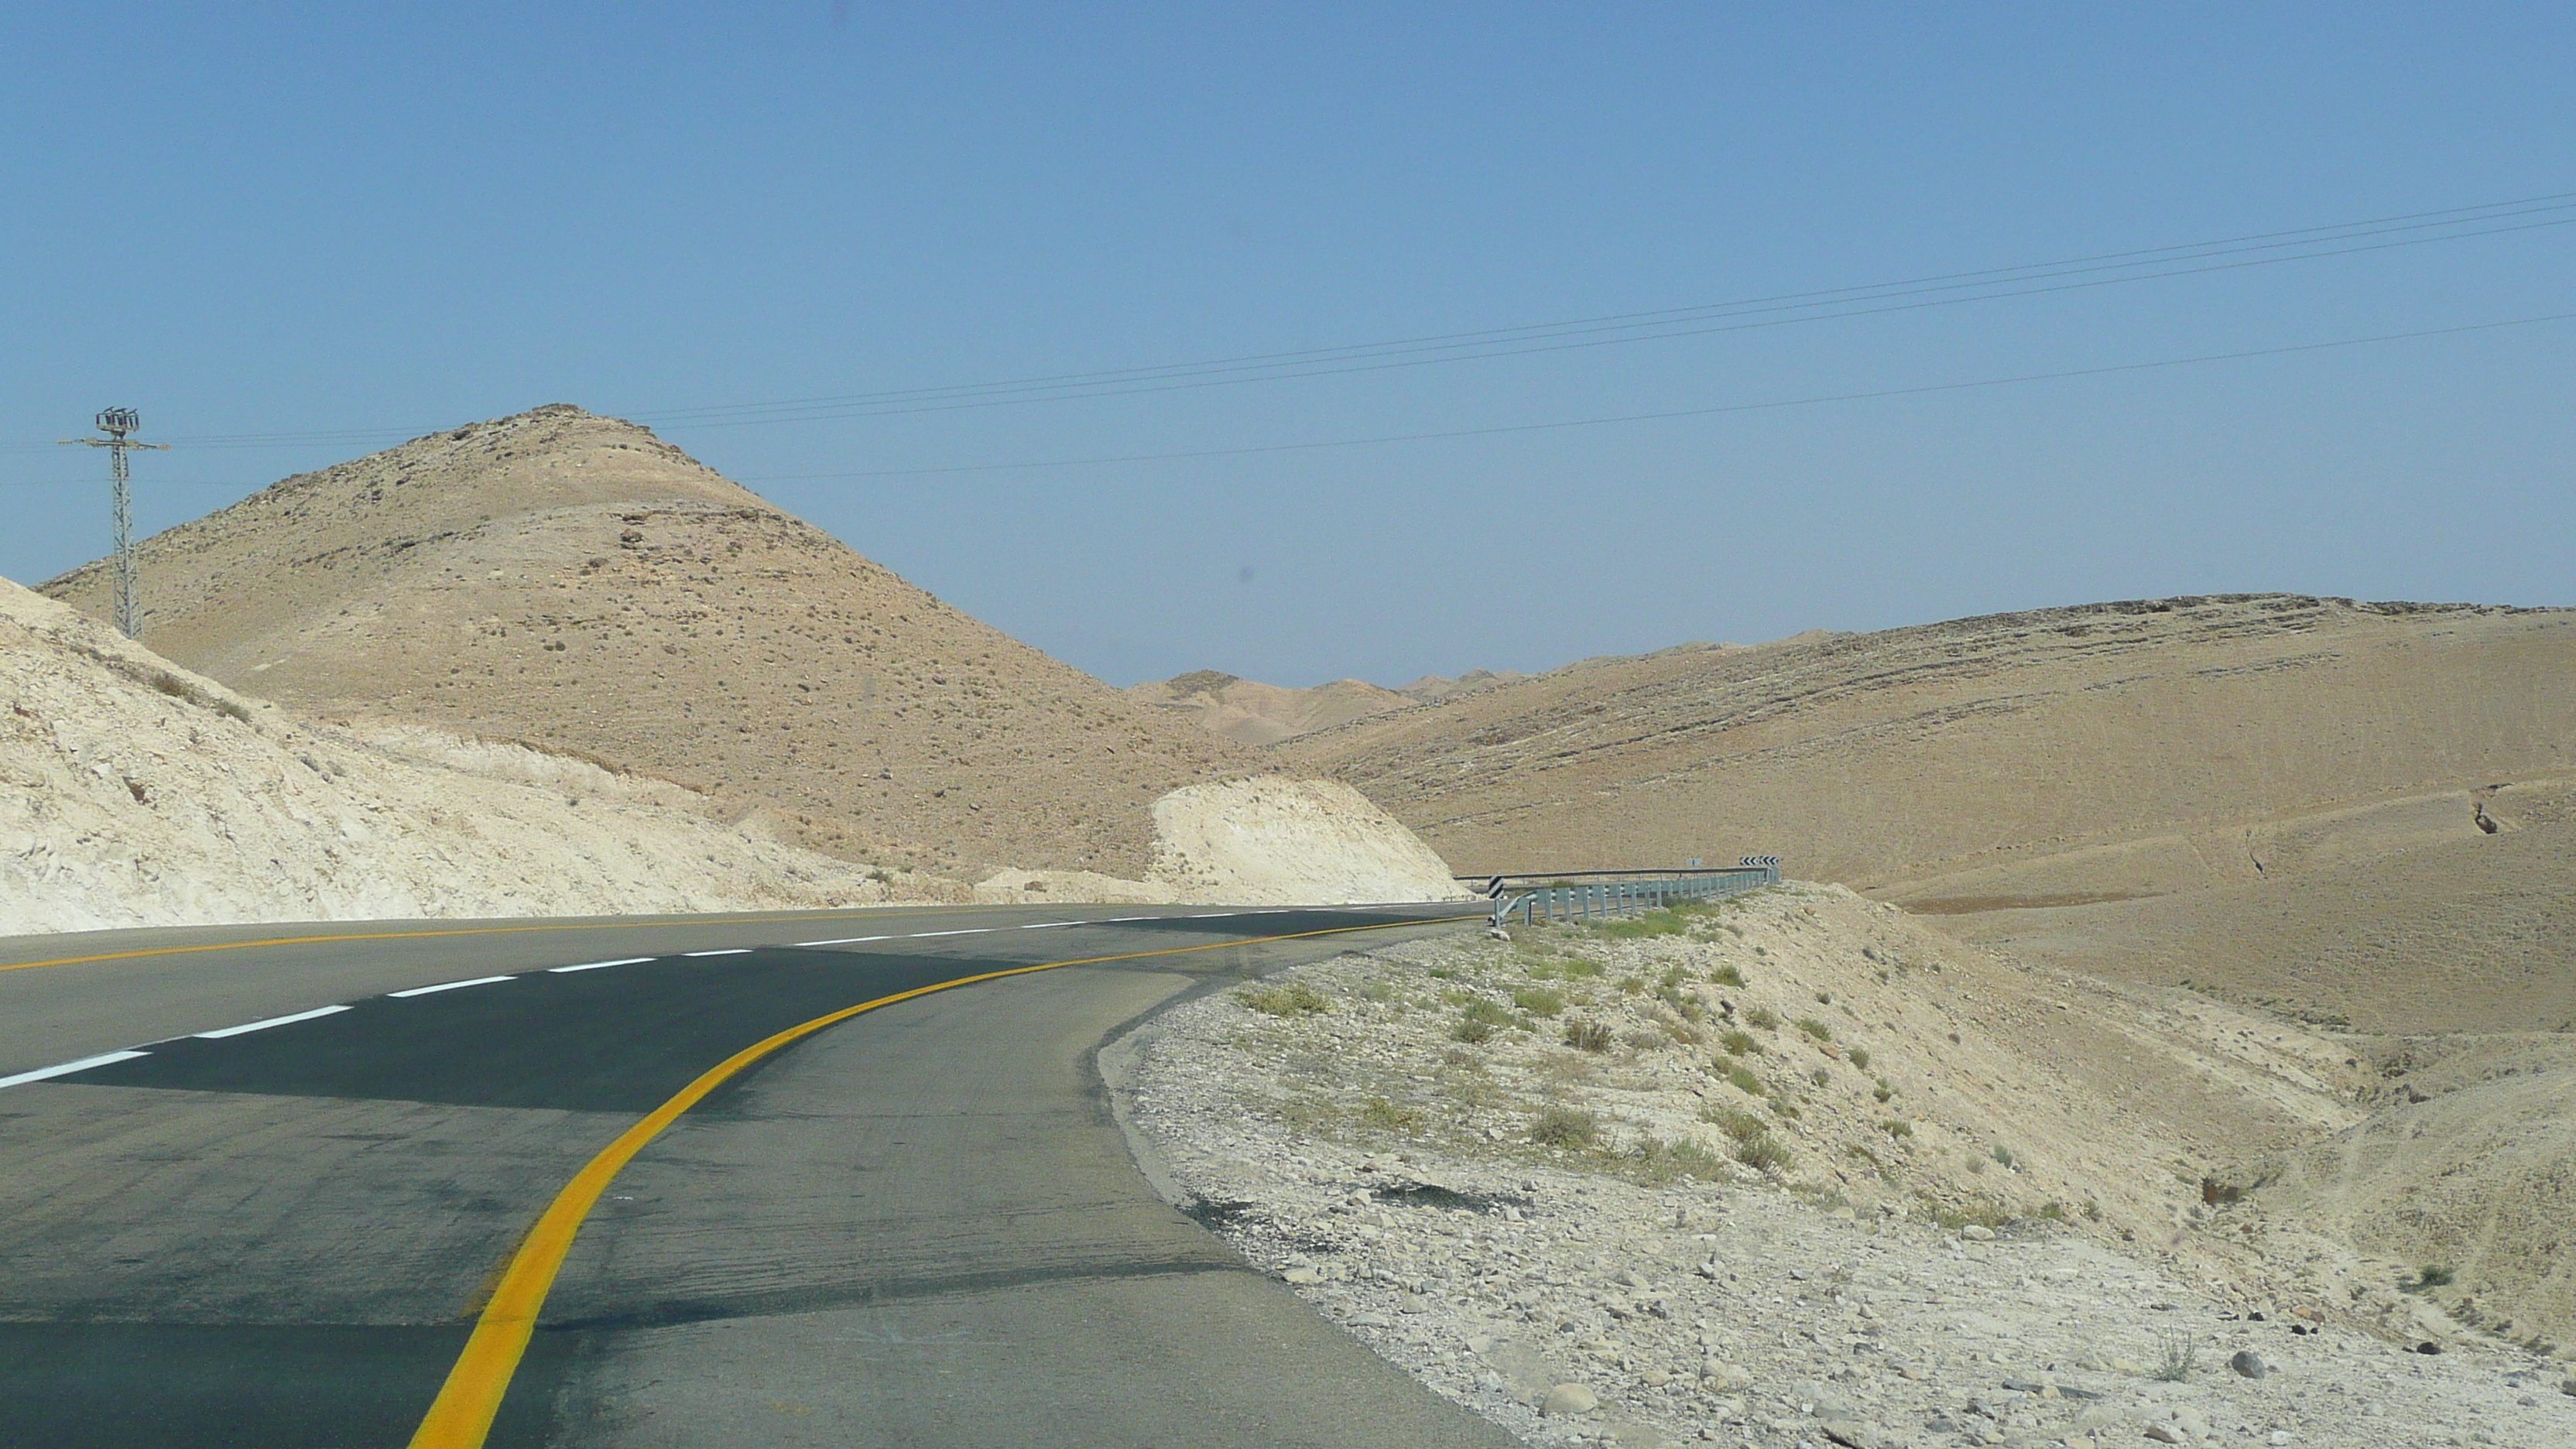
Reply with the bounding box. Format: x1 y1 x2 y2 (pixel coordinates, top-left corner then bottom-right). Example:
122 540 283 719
1283 594 2576 1028
1126 670 1413 746
1127 666 1534 747
41 405 1250 879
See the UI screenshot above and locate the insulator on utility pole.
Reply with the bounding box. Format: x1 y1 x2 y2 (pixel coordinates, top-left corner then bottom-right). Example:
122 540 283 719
60 407 169 639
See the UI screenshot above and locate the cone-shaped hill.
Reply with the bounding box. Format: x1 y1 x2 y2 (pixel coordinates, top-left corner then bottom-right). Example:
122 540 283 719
42 405 1248 877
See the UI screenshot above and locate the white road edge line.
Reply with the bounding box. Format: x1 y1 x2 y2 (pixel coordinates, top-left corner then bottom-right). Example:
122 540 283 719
195 1005 351 1039
682 948 755 957
548 957 656 974
388 975 516 998
1105 916 1151 923
909 929 992 938
0 1050 149 1091
1016 921 1078 930
793 935 892 947
1187 912 1233 919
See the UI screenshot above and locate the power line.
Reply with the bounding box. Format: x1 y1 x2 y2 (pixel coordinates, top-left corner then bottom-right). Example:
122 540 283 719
18 188 2565 455
724 310 2576 482
57 409 167 638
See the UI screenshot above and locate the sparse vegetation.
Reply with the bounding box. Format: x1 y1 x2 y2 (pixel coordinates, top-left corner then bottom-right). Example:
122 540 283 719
2153 1329 2197 1382
1529 1105 1599 1149
1733 1132 1793 1173
1512 986 1567 1016
1709 964 1745 987
1235 981 1330 1016
1630 1136 1728 1184
1847 1046 1870 1070
1718 1029 1759 1057
1360 1097 1423 1131
1725 1063 1766 1097
1881 1118 1913 1138
1992 1144 2017 1170
1564 1018 1615 1052
1745 1005 1780 1030
1794 1017 1833 1043
2402 1265 2455 1293
1808 1067 1831 1088
1702 1105 1767 1141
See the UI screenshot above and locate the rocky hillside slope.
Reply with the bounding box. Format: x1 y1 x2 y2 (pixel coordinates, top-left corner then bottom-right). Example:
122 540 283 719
0 576 925 933
42 406 1247 879
1115 886 2576 1445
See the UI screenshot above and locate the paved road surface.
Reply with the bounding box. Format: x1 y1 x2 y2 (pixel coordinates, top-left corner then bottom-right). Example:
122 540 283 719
0 902 1516 1447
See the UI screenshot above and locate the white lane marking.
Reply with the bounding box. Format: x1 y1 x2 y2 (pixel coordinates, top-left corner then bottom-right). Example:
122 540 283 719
909 929 992 938
793 935 892 947
549 957 656 974
195 1005 350 1039
1187 912 1233 919
0 1050 149 1090
1105 916 1151 923
1016 921 1078 930
683 948 754 957
389 975 516 998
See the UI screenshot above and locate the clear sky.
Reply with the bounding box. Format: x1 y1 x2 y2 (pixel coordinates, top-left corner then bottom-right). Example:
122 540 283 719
5 4 2570 687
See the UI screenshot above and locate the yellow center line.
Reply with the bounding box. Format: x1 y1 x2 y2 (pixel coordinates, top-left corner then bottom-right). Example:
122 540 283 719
406 911 1482 1449
0 906 1007 975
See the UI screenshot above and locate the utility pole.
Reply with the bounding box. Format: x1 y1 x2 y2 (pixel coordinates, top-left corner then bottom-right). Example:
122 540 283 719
60 407 167 639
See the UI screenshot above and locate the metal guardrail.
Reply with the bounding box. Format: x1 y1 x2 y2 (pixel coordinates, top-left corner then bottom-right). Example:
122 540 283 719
1488 861 1780 930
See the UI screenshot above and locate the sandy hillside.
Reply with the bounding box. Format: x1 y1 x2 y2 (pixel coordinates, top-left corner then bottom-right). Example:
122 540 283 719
0 575 937 933
1286 594 2576 1028
41 405 1247 879
1114 885 2576 1444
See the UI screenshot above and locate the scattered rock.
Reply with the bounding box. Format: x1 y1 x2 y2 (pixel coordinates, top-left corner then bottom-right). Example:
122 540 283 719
1540 1382 1599 1416
2229 1349 2269 1379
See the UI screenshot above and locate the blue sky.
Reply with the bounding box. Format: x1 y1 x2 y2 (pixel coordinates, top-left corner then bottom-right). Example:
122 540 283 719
5 4 2570 687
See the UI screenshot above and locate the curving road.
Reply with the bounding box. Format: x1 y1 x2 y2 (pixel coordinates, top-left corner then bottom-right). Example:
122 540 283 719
0 901 1516 1448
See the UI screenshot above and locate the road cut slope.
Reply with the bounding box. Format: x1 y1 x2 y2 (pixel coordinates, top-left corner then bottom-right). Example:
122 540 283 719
0 575 918 933
42 405 1247 879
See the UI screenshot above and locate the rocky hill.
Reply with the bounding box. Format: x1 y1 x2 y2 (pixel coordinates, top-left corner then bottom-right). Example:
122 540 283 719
42 406 1249 880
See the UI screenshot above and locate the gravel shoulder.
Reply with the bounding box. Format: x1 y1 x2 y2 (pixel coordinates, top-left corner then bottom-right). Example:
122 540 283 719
1112 885 2575 1447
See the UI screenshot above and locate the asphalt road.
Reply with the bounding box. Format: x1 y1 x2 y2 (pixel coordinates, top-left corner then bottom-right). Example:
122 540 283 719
0 901 1519 1448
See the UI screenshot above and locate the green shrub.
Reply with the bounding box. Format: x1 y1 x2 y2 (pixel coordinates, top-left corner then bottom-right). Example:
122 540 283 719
1795 1017 1833 1043
1631 1135 1729 1184
1362 1098 1423 1131
1564 1019 1615 1053
1745 1006 1780 1030
1808 1067 1831 1088
1530 1105 1598 1148
1847 1046 1870 1070
1718 1029 1760 1057
1235 981 1329 1016
1451 1017 1495 1043
1725 1064 1766 1097
1562 956 1605 978
1733 1132 1792 1173
1881 1118 1913 1138
1710 964 1745 987
2402 1265 2454 1293
1702 1105 1766 1142
1599 907 1691 940
1992 1145 2017 1170
1513 986 1566 1017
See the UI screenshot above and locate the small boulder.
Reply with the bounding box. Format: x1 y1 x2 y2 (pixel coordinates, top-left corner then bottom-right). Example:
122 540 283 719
1541 1382 1599 1416
2228 1349 2268 1379
1961 1224 1996 1241
1281 1266 1323 1285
